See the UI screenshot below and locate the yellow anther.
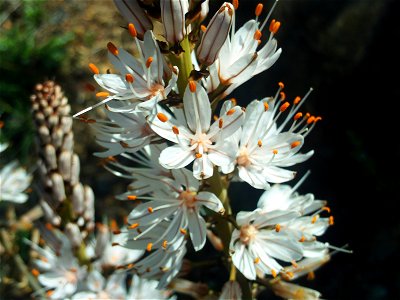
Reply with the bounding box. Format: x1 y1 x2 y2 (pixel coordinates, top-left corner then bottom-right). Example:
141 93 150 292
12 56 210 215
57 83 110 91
227 108 236 115
294 96 301 105
200 25 207 32
255 3 263 16
291 141 301 149
275 224 281 232
254 257 260 264
271 269 277 278
294 112 303 120
162 240 168 249
157 112 168 122
285 271 294 279
272 149 278 155
196 153 203 158
311 215 319 224
291 260 298 268
189 80 197 92
125 74 134 83
107 42 119 56
88 63 99 74
96 92 110 98
231 98 237 106
45 223 53 231
307 271 316 280
128 23 137 38
127 195 137 200
213 115 219 121
146 57 153 68
172 126 179 135
147 207 154 213
146 243 153 252
263 102 269 111
258 140 262 147
254 29 262 40
279 102 290 112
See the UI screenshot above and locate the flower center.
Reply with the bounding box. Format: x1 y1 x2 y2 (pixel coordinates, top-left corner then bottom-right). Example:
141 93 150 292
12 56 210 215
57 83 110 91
179 191 197 209
65 268 78 284
150 83 165 98
237 147 251 167
191 133 212 154
239 224 258 245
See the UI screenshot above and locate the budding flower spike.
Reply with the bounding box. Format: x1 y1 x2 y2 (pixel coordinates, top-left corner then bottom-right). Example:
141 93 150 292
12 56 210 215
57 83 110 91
73 29 178 118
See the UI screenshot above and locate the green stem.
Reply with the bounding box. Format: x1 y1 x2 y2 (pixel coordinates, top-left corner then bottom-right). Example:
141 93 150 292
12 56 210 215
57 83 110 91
168 36 193 95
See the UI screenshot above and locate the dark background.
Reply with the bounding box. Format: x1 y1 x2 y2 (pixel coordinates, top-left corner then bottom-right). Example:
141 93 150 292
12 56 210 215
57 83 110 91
219 0 400 299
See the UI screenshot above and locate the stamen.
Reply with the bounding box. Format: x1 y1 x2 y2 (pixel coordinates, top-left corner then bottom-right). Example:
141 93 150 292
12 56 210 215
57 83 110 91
113 229 121 235
146 57 153 68
294 96 301 105
31 269 40 277
299 236 306 242
157 113 168 122
314 116 322 123
200 25 207 32
254 257 260 264
128 23 137 38
196 153 203 158
278 81 285 89
88 63 99 74
85 83 96 92
46 290 54 297
172 126 179 134
279 102 290 112
329 216 334 225
147 207 154 213
112 242 120 247
96 92 110 98
107 42 119 56
162 240 168 249
258 140 262 147
280 91 286 100
272 149 278 155
128 223 139 229
325 243 353 254
146 243 153 252
264 102 269 111
269 19 281 34
285 271 294 279
322 206 331 213
275 224 281 232
125 74 134 83
180 228 187 235
291 260 298 268
227 108 235 115
189 80 197 92
311 215 319 224
231 98 237 105
127 195 137 200
45 223 53 230
271 269 277 278
294 112 303 120
307 116 315 124
219 119 224 128
290 141 301 149
232 0 239 10
307 271 315 280
255 3 263 17
254 30 262 40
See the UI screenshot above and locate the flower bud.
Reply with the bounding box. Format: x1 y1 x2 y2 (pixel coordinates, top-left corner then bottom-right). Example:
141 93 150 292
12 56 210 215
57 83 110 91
58 151 72 181
44 144 57 170
161 0 189 45
51 128 64 148
95 223 110 257
40 199 61 226
113 0 153 39
50 173 65 203
65 222 82 248
62 132 74 152
72 183 84 215
70 154 80 185
270 280 321 300
38 125 50 144
219 280 242 300
83 186 95 222
196 2 234 66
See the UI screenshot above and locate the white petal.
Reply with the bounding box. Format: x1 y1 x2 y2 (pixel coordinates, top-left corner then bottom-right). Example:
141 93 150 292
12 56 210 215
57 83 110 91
193 154 214 179
196 191 224 213
183 81 211 133
159 145 195 169
187 210 207 251
231 244 256 280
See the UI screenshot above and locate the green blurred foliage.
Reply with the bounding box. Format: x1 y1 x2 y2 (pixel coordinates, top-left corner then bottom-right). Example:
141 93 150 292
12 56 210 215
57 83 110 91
0 0 74 164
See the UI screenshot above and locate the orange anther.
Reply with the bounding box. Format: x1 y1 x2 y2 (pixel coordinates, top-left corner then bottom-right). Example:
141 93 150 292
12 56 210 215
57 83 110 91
162 240 168 249
125 74 134 83
255 3 263 16
299 236 306 242
127 195 137 201
291 141 301 149
254 30 262 40
110 219 118 230
307 271 316 280
128 23 137 38
271 269 277 278
147 207 154 213
254 257 260 264
278 81 285 89
46 290 54 297
307 116 316 124
113 230 121 235
311 215 318 224
180 228 187 235
329 216 334 225
146 243 153 252
213 115 219 121
157 112 168 122
112 242 120 247
322 206 331 213
272 149 278 155
107 42 119 56
280 91 286 101
285 271 294 279
294 112 303 120
258 140 262 147
294 96 301 105
263 102 269 111
279 102 290 112
172 126 179 135
275 224 281 232
231 98 237 106
196 153 203 158
227 108 235 115
189 80 197 92
31 269 40 277
269 19 281 34
314 116 322 123
305 113 311 119
123 216 128 224
96 92 110 98
88 63 99 74
45 223 53 231
291 260 298 268
106 156 117 162
232 0 239 10
219 118 224 128
146 57 153 68
128 223 139 229
200 25 207 32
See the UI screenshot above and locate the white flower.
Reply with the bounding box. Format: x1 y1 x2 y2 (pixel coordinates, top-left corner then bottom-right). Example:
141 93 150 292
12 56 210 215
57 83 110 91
230 176 331 280
72 271 127 300
0 144 32 203
127 274 175 299
219 280 242 300
221 86 317 189
127 168 224 251
27 233 87 299
206 1 282 97
149 80 244 179
74 30 178 118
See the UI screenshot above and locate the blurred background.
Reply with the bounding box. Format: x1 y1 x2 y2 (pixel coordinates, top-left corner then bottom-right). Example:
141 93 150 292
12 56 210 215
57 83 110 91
1 0 399 299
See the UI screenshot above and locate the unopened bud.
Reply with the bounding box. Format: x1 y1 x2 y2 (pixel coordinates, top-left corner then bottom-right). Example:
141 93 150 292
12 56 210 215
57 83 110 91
197 2 234 66
40 199 61 226
47 114 59 128
70 154 80 185
60 116 72 133
51 128 64 148
72 183 84 215
95 224 110 257
44 144 57 170
113 0 153 39
62 132 74 152
161 0 188 45
271 280 321 300
58 151 72 181
50 173 66 203
38 125 50 144
220 280 242 300
83 186 95 222
65 223 82 248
